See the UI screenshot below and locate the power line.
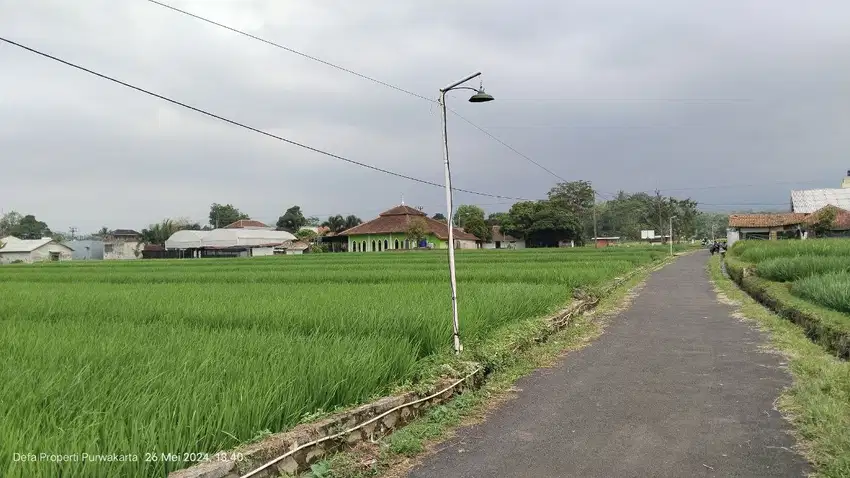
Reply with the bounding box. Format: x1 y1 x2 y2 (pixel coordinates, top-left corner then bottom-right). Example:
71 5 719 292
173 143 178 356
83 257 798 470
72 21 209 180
0 36 531 202
146 0 570 184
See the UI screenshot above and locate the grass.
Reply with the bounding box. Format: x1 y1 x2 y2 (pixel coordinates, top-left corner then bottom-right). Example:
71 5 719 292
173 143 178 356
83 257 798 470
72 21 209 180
0 247 669 478
793 272 850 315
730 240 850 315
755 256 850 282
709 256 850 477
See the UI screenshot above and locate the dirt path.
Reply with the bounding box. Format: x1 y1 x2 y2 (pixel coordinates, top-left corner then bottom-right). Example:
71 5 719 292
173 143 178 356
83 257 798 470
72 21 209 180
408 252 810 477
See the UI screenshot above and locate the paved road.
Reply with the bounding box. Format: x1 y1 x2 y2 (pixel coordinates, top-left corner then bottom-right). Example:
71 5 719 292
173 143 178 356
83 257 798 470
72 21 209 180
409 252 810 478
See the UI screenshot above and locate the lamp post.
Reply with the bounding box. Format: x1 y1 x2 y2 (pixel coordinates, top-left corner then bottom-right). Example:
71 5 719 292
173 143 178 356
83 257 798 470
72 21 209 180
669 215 677 256
439 72 494 355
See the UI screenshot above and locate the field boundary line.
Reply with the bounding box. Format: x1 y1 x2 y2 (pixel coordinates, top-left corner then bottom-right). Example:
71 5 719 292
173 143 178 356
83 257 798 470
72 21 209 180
169 254 680 478
723 256 850 360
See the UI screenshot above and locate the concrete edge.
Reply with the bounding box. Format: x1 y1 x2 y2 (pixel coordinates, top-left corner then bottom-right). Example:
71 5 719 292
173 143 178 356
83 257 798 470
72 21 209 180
168 256 674 478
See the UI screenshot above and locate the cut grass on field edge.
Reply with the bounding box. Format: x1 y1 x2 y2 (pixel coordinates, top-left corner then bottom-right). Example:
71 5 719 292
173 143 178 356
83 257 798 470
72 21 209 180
710 257 850 478
301 255 671 478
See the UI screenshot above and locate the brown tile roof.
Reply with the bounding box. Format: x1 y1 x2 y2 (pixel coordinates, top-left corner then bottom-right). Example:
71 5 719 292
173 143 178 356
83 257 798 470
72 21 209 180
224 219 269 229
341 205 480 241
491 225 519 242
803 205 850 230
728 213 808 228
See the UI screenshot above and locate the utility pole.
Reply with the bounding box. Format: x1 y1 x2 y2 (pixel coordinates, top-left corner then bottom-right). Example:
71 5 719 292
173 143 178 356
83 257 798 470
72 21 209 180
69 226 77 241
669 216 677 257
593 198 598 248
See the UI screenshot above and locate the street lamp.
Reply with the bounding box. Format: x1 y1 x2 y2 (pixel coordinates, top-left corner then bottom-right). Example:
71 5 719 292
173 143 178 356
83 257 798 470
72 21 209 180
669 216 677 257
439 71 494 355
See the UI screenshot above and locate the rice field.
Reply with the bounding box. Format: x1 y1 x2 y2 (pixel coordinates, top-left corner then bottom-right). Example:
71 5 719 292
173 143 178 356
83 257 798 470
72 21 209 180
0 247 666 477
731 239 850 314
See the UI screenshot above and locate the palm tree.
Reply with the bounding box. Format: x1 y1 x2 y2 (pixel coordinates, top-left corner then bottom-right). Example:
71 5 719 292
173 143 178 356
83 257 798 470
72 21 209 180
344 215 362 230
322 215 347 233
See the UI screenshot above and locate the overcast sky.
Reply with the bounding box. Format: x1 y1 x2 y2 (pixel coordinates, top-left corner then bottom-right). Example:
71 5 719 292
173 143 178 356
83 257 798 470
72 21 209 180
1 1 849 233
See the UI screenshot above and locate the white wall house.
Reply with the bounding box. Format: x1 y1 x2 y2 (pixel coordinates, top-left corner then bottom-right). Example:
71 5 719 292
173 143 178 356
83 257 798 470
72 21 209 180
0 236 74 264
103 230 143 260
483 226 526 249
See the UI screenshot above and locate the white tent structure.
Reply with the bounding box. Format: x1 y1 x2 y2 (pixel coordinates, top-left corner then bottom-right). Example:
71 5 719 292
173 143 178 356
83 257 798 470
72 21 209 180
200 229 296 248
165 230 210 250
163 229 297 257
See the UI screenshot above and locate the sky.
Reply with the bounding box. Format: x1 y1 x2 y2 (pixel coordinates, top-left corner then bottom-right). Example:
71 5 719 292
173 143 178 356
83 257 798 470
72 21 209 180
1 0 849 234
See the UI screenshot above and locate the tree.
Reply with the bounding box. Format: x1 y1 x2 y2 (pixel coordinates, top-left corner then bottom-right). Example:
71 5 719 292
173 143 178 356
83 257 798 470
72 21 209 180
811 207 838 237
405 217 428 245
277 206 307 232
454 205 486 229
305 216 321 227
548 181 595 216
0 211 22 237
463 216 492 242
501 201 542 240
10 215 52 240
295 228 318 243
344 215 362 230
432 212 447 223
321 215 347 233
209 203 249 228
486 212 509 226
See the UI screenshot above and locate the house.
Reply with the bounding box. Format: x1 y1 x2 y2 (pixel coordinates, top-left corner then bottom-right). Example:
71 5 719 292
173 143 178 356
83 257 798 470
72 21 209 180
802 205 850 238
591 236 622 247
483 226 525 249
64 240 104 260
727 213 809 246
103 229 143 260
223 219 272 230
341 205 481 252
283 241 309 255
0 236 73 264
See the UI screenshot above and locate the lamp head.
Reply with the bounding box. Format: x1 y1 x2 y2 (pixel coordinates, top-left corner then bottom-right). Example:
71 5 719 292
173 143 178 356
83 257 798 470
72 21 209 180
468 88 494 103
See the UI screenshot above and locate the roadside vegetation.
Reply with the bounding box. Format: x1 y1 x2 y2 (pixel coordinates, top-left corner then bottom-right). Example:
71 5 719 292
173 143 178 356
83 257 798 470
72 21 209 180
0 247 674 478
710 256 850 477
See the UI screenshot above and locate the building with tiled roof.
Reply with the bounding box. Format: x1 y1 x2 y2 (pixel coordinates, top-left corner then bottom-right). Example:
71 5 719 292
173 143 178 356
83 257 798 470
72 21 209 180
341 205 481 252
727 206 850 246
223 219 271 230
482 225 526 249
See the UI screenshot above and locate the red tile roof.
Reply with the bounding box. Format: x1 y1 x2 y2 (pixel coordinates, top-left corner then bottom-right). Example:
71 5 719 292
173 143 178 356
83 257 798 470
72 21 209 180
803 205 850 230
728 213 808 228
341 205 480 241
224 219 269 229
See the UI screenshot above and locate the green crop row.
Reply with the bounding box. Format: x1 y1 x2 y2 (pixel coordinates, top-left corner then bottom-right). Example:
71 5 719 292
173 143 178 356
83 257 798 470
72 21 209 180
0 248 662 478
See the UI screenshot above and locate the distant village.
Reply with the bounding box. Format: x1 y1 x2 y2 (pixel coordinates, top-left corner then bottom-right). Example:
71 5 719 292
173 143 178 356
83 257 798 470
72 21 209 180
2 172 849 265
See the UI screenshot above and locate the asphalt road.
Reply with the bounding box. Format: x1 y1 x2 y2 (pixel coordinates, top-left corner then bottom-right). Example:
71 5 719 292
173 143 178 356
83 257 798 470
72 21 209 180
409 252 810 478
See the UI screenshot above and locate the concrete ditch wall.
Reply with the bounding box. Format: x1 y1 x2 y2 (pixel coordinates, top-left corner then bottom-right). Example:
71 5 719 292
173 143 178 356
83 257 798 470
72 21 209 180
169 258 667 478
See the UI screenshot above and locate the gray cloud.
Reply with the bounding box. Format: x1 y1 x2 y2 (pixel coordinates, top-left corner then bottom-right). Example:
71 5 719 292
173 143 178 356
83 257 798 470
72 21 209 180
1 0 849 233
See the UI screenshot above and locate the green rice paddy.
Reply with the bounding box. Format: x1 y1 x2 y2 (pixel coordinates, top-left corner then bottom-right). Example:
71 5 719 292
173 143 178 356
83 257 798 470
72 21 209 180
0 247 666 477
732 239 850 314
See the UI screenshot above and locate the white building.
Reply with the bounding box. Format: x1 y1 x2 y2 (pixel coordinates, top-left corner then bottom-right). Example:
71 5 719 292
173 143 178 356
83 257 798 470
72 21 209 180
790 171 850 213
164 228 296 257
483 226 525 249
103 229 143 260
0 236 74 264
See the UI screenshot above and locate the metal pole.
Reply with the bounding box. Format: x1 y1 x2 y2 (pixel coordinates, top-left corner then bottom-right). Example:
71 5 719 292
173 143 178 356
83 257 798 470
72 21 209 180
669 217 674 256
593 198 598 248
440 90 462 355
